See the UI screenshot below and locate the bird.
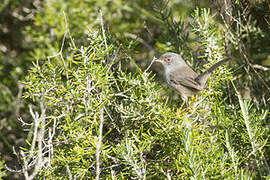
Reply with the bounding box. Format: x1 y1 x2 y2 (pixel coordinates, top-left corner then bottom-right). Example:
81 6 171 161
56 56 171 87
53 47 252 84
155 52 230 109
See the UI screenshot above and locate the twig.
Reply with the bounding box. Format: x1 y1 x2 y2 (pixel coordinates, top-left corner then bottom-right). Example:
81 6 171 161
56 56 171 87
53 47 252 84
17 102 47 180
104 107 120 133
100 10 108 50
145 56 157 72
66 164 72 180
251 64 270 71
15 83 24 117
120 49 141 72
96 107 104 180
124 33 157 55
95 10 107 180
47 11 69 80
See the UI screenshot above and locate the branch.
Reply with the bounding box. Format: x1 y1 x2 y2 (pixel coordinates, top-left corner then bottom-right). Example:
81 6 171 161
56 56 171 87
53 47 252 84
251 64 270 71
124 33 157 56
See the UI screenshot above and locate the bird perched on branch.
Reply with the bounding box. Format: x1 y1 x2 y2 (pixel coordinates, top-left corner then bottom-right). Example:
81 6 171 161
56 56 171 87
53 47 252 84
156 52 230 109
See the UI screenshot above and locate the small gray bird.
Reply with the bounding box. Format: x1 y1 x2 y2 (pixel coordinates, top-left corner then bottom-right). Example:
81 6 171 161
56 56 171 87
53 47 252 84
156 52 230 108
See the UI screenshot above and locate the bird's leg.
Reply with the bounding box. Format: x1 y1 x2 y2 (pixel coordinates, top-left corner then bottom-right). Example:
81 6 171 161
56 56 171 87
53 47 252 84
176 100 186 115
185 96 198 113
179 101 186 110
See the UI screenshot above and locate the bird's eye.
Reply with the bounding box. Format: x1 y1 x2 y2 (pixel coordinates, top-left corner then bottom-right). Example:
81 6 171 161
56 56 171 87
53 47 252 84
166 58 171 62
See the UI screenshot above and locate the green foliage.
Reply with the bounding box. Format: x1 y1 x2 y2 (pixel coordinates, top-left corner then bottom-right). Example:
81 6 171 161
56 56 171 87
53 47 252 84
1 0 269 179
152 0 191 56
22 29 171 178
21 8 269 178
0 159 6 180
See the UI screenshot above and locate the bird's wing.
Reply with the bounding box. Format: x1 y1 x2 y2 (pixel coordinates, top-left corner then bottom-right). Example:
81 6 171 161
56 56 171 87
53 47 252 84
168 67 203 91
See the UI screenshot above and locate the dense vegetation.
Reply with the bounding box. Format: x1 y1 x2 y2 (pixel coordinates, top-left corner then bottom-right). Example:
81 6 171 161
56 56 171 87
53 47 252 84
0 0 269 179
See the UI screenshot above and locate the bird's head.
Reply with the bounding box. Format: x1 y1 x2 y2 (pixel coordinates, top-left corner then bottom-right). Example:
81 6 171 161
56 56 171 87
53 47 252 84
155 52 187 71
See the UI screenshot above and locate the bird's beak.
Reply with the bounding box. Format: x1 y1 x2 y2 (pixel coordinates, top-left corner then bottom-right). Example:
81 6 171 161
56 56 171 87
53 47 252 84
155 58 164 63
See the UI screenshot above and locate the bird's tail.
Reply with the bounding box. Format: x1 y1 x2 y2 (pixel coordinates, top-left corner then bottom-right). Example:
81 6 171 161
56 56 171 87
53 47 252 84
195 57 231 87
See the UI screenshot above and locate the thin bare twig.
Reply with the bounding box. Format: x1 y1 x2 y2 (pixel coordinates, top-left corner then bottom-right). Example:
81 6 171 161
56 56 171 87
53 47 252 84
251 64 270 71
124 33 157 55
18 102 47 180
96 108 104 180
95 10 107 180
47 11 69 80
145 56 157 72
100 10 108 50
